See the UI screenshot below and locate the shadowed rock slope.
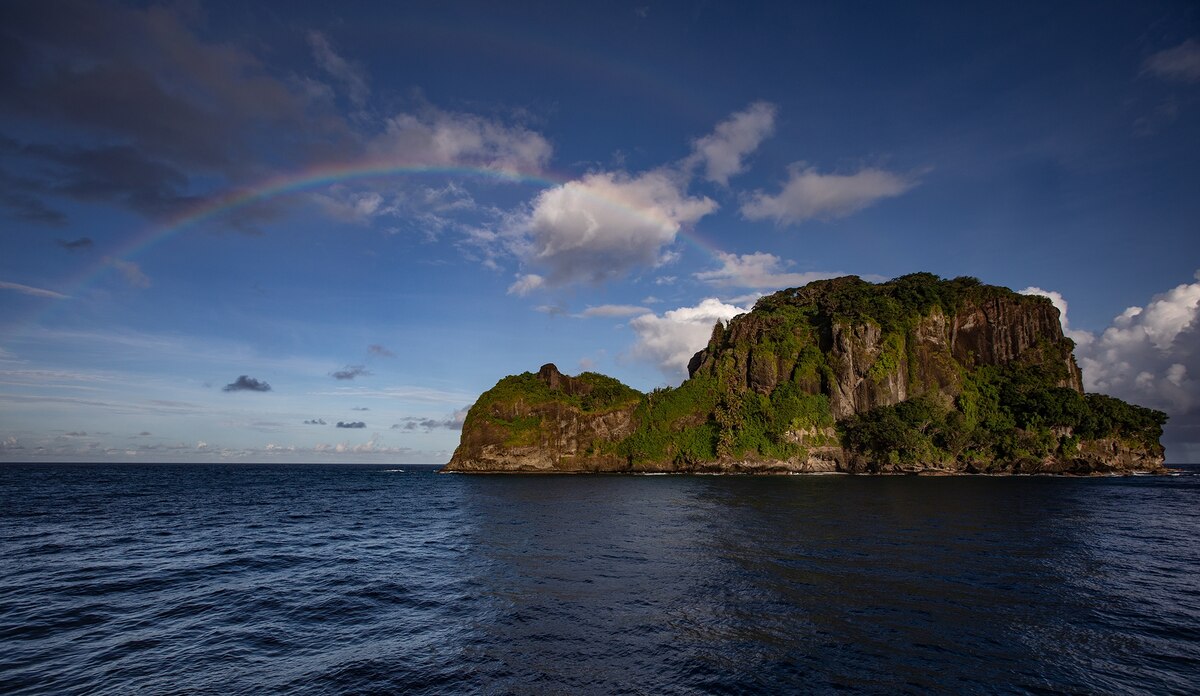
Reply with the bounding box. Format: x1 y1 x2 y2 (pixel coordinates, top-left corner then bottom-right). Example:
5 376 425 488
445 274 1167 474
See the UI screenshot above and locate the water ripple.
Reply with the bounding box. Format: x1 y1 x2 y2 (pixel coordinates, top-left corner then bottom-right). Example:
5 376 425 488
1 463 1198 694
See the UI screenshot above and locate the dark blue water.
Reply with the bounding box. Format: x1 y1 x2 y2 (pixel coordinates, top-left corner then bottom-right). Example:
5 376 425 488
1 465 1198 695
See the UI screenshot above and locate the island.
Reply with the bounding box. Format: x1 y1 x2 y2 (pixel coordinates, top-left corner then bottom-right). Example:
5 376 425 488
444 274 1167 475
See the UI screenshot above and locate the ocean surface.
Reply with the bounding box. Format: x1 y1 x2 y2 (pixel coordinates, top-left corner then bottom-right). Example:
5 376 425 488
1 464 1198 695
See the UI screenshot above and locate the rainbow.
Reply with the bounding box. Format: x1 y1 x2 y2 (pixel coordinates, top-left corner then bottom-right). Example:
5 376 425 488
52 160 730 307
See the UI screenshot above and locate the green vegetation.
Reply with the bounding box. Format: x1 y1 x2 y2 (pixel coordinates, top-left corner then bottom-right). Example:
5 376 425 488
470 370 641 419
618 375 722 464
754 272 1030 334
461 273 1165 470
842 360 1167 467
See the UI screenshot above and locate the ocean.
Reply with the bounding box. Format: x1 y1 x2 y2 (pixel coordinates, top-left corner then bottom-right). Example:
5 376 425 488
1 463 1198 694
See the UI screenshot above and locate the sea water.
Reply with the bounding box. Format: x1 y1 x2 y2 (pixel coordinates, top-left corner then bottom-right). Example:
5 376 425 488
2 463 1198 694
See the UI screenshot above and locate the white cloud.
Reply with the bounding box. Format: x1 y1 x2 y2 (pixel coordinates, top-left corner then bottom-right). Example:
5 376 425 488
0 280 69 299
370 109 552 173
519 169 717 285
307 31 370 106
507 273 545 296
741 164 916 225
1035 272 1200 453
629 298 750 381
579 304 650 318
1144 39 1200 83
1020 287 1093 347
696 251 846 289
686 101 777 185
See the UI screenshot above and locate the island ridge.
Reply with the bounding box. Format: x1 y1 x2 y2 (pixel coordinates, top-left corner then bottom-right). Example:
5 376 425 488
444 274 1167 474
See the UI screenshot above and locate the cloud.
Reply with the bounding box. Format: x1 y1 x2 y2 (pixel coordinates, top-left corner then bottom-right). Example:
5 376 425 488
741 164 916 225
629 298 751 380
391 408 468 432
0 2 354 226
0 280 69 299
686 101 777 185
1144 39 1200 83
1032 272 1200 456
57 237 93 251
368 344 395 357
1074 272 1200 413
518 170 717 285
331 365 370 380
579 304 651 318
307 31 369 107
336 421 366 428
696 251 846 289
223 375 271 392
507 273 545 296
106 258 150 288
369 109 552 173
304 418 327 425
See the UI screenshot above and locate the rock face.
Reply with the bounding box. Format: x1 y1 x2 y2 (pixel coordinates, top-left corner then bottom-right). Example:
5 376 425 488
444 274 1167 475
686 276 1084 419
445 364 640 473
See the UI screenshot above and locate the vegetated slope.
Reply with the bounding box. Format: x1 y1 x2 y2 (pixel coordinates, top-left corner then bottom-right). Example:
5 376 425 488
445 274 1166 474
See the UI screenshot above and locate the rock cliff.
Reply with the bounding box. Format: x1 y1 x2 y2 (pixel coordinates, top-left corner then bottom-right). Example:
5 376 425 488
444 274 1167 475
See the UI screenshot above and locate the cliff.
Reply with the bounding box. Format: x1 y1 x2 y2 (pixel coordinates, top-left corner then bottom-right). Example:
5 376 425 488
444 274 1167 475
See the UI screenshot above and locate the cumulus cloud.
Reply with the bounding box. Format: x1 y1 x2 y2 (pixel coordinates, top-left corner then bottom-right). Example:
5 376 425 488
579 304 650 318
0 280 69 299
507 273 545 296
742 164 916 225
336 421 366 428
519 170 717 285
696 251 846 289
57 237 93 251
223 375 271 392
303 418 327 425
307 31 369 107
331 365 370 381
1029 272 1200 457
629 298 751 380
686 101 777 185
1073 272 1200 415
1144 39 1200 83
370 109 552 174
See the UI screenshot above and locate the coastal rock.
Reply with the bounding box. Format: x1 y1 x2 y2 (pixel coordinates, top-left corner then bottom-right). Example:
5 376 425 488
444 274 1167 475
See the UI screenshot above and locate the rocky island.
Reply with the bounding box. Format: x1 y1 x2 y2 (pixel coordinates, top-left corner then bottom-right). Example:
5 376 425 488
444 274 1167 475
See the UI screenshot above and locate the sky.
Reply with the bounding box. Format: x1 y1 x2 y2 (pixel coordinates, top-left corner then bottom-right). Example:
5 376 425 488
1 0 1198 464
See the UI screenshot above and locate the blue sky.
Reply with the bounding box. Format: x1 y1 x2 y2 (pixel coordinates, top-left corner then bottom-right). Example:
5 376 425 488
1 0 1198 463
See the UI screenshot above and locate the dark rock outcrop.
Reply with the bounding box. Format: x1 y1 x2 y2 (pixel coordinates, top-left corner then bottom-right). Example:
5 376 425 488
444 274 1167 475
